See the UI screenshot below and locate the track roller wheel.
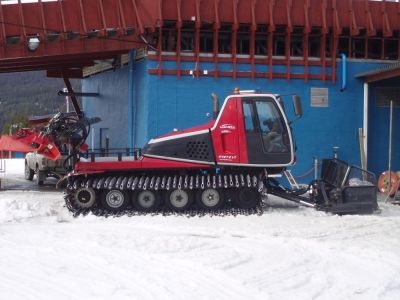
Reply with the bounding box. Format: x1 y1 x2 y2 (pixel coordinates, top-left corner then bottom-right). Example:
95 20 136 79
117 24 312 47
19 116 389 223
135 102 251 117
166 189 193 211
132 190 161 211
196 188 224 210
235 188 260 209
74 187 97 208
100 189 129 211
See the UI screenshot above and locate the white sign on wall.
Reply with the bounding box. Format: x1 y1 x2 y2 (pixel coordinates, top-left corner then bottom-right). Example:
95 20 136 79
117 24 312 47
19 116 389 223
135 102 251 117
311 87 329 107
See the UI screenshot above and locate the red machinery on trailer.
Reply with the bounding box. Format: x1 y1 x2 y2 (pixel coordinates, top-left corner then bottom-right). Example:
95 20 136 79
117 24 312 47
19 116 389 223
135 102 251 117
15 89 378 216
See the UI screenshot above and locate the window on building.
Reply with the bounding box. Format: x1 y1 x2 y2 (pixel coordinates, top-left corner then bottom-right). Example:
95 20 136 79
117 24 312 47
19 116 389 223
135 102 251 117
384 38 398 60
352 37 366 58
162 21 177 52
255 25 268 55
273 26 286 56
309 28 321 57
338 29 350 57
181 22 195 51
368 38 382 59
200 22 214 53
237 24 250 55
218 23 232 54
290 27 303 57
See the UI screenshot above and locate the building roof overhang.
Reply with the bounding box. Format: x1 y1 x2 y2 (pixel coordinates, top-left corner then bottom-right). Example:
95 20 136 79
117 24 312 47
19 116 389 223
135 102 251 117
2 0 400 77
356 62 400 83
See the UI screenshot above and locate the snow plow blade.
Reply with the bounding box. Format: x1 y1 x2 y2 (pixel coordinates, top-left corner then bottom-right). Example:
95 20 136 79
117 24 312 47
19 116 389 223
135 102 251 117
267 159 378 215
317 159 378 214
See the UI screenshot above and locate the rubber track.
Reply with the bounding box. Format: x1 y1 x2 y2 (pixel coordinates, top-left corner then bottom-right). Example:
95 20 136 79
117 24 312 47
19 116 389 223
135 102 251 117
64 172 266 218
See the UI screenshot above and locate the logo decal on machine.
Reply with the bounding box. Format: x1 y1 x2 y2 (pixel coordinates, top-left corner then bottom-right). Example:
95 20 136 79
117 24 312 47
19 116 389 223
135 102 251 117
218 155 237 161
220 124 236 130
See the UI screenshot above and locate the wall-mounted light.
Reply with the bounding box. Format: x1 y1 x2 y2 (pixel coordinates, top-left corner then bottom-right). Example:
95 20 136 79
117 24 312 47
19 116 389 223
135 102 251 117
27 37 40 52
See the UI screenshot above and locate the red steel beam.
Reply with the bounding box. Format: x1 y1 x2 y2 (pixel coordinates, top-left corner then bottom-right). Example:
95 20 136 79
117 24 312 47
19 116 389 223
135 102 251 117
156 0 163 78
213 0 220 79
331 34 338 83
364 0 376 37
176 0 182 79
78 0 87 33
38 0 47 38
303 0 310 82
232 0 238 81
321 32 326 82
268 0 276 80
250 0 257 80
195 0 201 79
285 0 292 80
331 0 341 35
148 68 333 81
131 0 143 34
348 0 359 36
321 0 328 35
0 4 5 58
47 68 83 79
17 0 26 39
381 0 392 37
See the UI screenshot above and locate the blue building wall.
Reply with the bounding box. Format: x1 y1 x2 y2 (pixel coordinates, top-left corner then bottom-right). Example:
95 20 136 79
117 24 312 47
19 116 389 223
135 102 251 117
83 57 391 181
83 66 130 149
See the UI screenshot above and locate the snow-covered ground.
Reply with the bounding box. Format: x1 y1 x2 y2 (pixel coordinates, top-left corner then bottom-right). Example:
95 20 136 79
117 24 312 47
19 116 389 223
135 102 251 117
1 159 400 300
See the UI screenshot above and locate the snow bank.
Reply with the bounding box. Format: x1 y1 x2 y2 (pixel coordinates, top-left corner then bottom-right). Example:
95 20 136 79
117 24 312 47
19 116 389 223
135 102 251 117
0 158 24 176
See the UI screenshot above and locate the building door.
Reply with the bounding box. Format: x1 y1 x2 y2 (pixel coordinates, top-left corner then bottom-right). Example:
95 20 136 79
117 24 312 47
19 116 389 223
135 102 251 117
368 85 400 176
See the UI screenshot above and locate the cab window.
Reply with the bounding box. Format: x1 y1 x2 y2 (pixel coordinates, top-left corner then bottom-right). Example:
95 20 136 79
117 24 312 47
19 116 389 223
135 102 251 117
254 100 288 153
243 102 255 131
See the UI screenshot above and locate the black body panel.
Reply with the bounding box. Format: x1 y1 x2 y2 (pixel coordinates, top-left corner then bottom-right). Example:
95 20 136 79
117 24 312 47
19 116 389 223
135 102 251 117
245 132 292 165
142 132 215 164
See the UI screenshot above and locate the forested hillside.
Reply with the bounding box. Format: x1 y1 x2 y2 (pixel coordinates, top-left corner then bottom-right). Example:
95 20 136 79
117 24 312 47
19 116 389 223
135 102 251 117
0 71 81 134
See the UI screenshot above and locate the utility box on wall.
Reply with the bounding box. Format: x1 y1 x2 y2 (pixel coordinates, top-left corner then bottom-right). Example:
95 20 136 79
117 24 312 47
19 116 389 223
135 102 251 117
311 87 329 107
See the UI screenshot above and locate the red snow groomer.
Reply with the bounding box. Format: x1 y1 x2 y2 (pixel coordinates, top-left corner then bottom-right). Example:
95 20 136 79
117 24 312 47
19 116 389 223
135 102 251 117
16 89 378 216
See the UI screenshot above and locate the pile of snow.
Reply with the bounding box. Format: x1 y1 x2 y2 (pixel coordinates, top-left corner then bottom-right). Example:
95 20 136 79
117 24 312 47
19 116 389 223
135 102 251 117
0 158 24 176
1 159 400 300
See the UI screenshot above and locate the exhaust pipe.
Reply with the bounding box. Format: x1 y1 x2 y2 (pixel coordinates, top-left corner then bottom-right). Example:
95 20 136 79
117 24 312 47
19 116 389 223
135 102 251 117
211 93 219 119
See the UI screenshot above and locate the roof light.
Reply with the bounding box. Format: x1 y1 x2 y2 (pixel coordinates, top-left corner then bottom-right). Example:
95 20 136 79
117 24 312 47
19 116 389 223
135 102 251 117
27 37 40 52
239 90 257 94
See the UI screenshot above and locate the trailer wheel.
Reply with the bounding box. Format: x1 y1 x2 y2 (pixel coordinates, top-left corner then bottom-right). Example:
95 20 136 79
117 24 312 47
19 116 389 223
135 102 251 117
24 162 34 181
196 188 224 210
74 187 97 208
166 189 193 211
236 188 260 209
132 190 161 211
36 169 45 186
101 190 129 211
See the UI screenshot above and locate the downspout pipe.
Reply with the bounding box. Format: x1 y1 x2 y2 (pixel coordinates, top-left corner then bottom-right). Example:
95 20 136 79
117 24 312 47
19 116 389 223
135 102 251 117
340 53 347 92
211 93 219 119
128 50 135 150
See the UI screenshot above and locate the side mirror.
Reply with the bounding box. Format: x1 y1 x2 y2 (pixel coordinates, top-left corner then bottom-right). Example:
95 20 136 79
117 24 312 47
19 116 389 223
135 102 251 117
292 95 303 117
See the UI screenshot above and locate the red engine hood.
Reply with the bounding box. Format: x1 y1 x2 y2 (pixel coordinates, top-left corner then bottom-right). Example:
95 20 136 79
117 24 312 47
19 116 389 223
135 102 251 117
154 120 215 140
